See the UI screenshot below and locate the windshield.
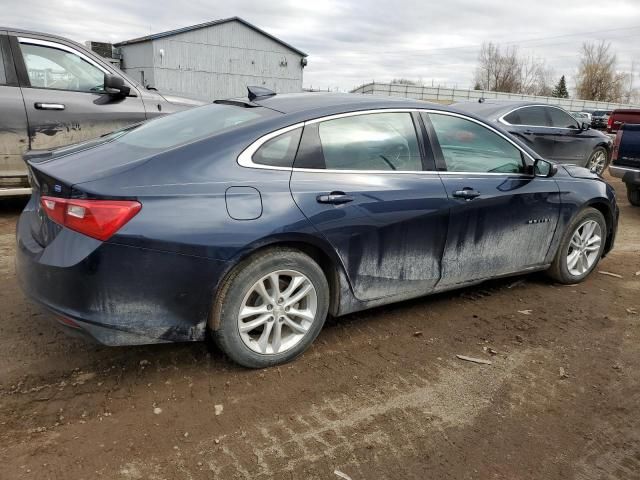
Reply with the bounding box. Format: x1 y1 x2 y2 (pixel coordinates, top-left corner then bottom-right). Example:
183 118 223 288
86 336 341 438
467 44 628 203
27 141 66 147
114 104 275 150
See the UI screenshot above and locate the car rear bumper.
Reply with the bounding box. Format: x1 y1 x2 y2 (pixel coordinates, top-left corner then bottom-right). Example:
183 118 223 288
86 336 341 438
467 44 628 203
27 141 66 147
16 208 229 346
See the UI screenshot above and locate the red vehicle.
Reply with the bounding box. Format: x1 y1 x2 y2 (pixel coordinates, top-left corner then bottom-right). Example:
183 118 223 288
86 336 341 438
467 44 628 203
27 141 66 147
607 109 640 134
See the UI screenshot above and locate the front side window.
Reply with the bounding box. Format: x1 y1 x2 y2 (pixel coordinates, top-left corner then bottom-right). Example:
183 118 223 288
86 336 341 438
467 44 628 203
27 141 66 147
315 112 422 171
428 113 525 174
252 128 302 168
548 108 579 129
503 106 550 127
19 42 105 92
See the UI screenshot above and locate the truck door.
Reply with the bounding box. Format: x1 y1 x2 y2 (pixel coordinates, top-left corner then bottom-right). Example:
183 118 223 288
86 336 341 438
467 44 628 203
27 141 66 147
9 34 147 150
0 33 30 194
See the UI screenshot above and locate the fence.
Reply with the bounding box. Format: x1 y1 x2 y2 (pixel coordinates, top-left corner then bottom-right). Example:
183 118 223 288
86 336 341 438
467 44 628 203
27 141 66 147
351 82 640 111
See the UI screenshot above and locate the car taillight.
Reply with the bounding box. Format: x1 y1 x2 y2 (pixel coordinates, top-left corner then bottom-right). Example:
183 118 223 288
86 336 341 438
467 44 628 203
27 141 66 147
607 115 613 131
612 130 622 162
40 196 141 241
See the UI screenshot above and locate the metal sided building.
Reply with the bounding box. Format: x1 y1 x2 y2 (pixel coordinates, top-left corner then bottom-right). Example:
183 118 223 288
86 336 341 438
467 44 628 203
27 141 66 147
114 17 307 101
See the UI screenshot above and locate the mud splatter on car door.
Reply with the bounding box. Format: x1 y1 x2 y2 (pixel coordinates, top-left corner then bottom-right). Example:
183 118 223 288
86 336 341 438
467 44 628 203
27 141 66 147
437 174 560 287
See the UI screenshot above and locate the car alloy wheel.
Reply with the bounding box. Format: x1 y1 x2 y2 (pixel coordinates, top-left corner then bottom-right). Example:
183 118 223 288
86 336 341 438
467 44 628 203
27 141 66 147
587 149 607 175
238 270 318 355
566 220 602 277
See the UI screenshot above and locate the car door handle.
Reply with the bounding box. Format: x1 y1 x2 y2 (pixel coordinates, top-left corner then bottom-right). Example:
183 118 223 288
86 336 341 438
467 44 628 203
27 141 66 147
316 191 354 205
34 102 65 110
452 188 481 200
522 130 534 135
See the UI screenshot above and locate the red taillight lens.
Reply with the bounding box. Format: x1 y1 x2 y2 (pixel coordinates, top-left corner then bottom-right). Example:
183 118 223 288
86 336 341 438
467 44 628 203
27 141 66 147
612 129 622 162
40 196 141 241
607 115 613 130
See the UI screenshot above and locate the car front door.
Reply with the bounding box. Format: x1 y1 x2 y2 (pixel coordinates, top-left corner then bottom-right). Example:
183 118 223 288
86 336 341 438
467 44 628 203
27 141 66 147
10 34 147 150
546 106 594 166
423 111 561 288
500 105 558 160
289 110 450 301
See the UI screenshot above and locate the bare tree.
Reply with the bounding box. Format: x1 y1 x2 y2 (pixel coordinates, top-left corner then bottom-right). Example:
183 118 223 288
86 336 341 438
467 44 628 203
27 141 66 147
474 42 521 93
519 55 553 96
474 42 553 95
575 41 626 102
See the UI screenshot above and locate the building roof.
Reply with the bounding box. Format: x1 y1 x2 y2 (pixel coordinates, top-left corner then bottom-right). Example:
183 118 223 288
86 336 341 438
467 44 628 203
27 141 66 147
113 16 307 57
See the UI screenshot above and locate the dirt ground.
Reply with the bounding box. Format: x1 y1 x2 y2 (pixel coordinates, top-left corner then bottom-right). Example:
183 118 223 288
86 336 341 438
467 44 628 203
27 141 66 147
0 175 638 480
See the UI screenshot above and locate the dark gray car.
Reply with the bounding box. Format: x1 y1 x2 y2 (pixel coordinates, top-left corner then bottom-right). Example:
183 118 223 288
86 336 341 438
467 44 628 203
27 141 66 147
0 27 204 196
454 101 613 174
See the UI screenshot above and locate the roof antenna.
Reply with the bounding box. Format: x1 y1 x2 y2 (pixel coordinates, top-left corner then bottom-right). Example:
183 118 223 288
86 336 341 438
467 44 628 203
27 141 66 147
247 86 276 101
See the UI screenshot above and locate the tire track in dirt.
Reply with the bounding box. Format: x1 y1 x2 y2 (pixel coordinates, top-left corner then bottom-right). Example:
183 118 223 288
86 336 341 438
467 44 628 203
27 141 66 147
118 350 545 479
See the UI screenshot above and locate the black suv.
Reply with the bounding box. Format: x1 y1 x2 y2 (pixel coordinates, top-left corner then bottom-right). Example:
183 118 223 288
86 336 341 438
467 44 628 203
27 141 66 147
591 110 612 130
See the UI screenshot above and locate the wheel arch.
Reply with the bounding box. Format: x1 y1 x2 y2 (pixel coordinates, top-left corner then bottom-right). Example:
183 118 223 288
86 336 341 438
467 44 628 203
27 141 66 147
583 198 615 255
209 234 351 330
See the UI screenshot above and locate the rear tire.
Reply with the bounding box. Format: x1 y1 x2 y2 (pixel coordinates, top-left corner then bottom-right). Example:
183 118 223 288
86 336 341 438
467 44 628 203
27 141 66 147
627 184 640 206
547 208 607 284
586 147 609 175
211 248 329 368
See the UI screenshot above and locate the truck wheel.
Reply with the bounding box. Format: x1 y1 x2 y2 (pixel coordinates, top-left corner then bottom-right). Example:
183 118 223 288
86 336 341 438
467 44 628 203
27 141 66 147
547 208 607 284
628 184 640 206
586 147 609 175
211 248 329 368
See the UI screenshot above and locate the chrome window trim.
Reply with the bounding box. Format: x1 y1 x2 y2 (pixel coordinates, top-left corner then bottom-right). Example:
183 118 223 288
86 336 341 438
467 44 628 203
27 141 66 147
498 104 580 130
237 122 305 170
18 37 110 75
237 108 535 175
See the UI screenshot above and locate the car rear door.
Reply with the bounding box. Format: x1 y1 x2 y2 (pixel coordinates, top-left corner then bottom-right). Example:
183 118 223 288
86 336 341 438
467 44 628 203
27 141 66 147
9 33 147 150
500 106 557 160
289 110 450 301
546 106 593 165
0 33 30 193
423 111 561 288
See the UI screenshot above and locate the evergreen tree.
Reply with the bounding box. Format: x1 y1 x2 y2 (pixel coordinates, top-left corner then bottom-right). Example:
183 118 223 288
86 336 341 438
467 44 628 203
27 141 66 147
552 75 569 98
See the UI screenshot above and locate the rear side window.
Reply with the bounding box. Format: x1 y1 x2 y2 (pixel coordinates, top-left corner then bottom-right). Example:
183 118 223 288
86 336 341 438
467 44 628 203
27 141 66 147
312 112 422 171
428 113 525 174
548 108 579 129
116 104 273 150
504 106 550 127
252 128 302 168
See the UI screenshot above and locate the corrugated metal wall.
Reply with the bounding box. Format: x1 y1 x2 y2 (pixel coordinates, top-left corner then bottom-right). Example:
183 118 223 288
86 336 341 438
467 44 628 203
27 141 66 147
119 42 155 87
119 20 304 101
352 82 640 111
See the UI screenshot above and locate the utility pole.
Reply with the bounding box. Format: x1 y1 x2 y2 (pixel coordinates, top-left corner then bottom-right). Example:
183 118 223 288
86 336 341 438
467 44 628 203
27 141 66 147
627 60 636 104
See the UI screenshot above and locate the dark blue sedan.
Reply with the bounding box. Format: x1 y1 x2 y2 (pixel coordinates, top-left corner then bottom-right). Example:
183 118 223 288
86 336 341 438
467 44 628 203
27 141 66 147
16 89 619 368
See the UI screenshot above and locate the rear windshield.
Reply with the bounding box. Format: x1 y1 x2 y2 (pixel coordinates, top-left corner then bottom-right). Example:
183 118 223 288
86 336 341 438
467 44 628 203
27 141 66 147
592 111 608 115
114 103 275 150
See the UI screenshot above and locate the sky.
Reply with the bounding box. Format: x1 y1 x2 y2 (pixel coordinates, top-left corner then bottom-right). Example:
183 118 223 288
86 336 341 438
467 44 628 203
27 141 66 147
4 0 640 92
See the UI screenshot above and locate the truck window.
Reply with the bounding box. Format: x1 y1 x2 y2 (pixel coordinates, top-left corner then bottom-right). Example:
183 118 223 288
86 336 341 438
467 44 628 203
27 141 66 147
0 42 6 85
19 40 106 92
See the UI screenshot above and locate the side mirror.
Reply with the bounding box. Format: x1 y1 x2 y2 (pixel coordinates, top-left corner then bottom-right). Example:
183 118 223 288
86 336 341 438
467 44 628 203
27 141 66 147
581 122 590 131
534 158 558 178
104 74 130 96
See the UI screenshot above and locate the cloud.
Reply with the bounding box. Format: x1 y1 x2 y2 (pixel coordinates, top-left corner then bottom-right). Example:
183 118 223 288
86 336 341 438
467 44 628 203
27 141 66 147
4 0 640 92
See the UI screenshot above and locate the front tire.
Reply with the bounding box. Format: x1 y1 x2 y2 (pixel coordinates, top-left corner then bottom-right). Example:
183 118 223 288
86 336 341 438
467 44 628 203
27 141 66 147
211 248 329 368
547 208 607 284
586 147 609 175
627 184 640 206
